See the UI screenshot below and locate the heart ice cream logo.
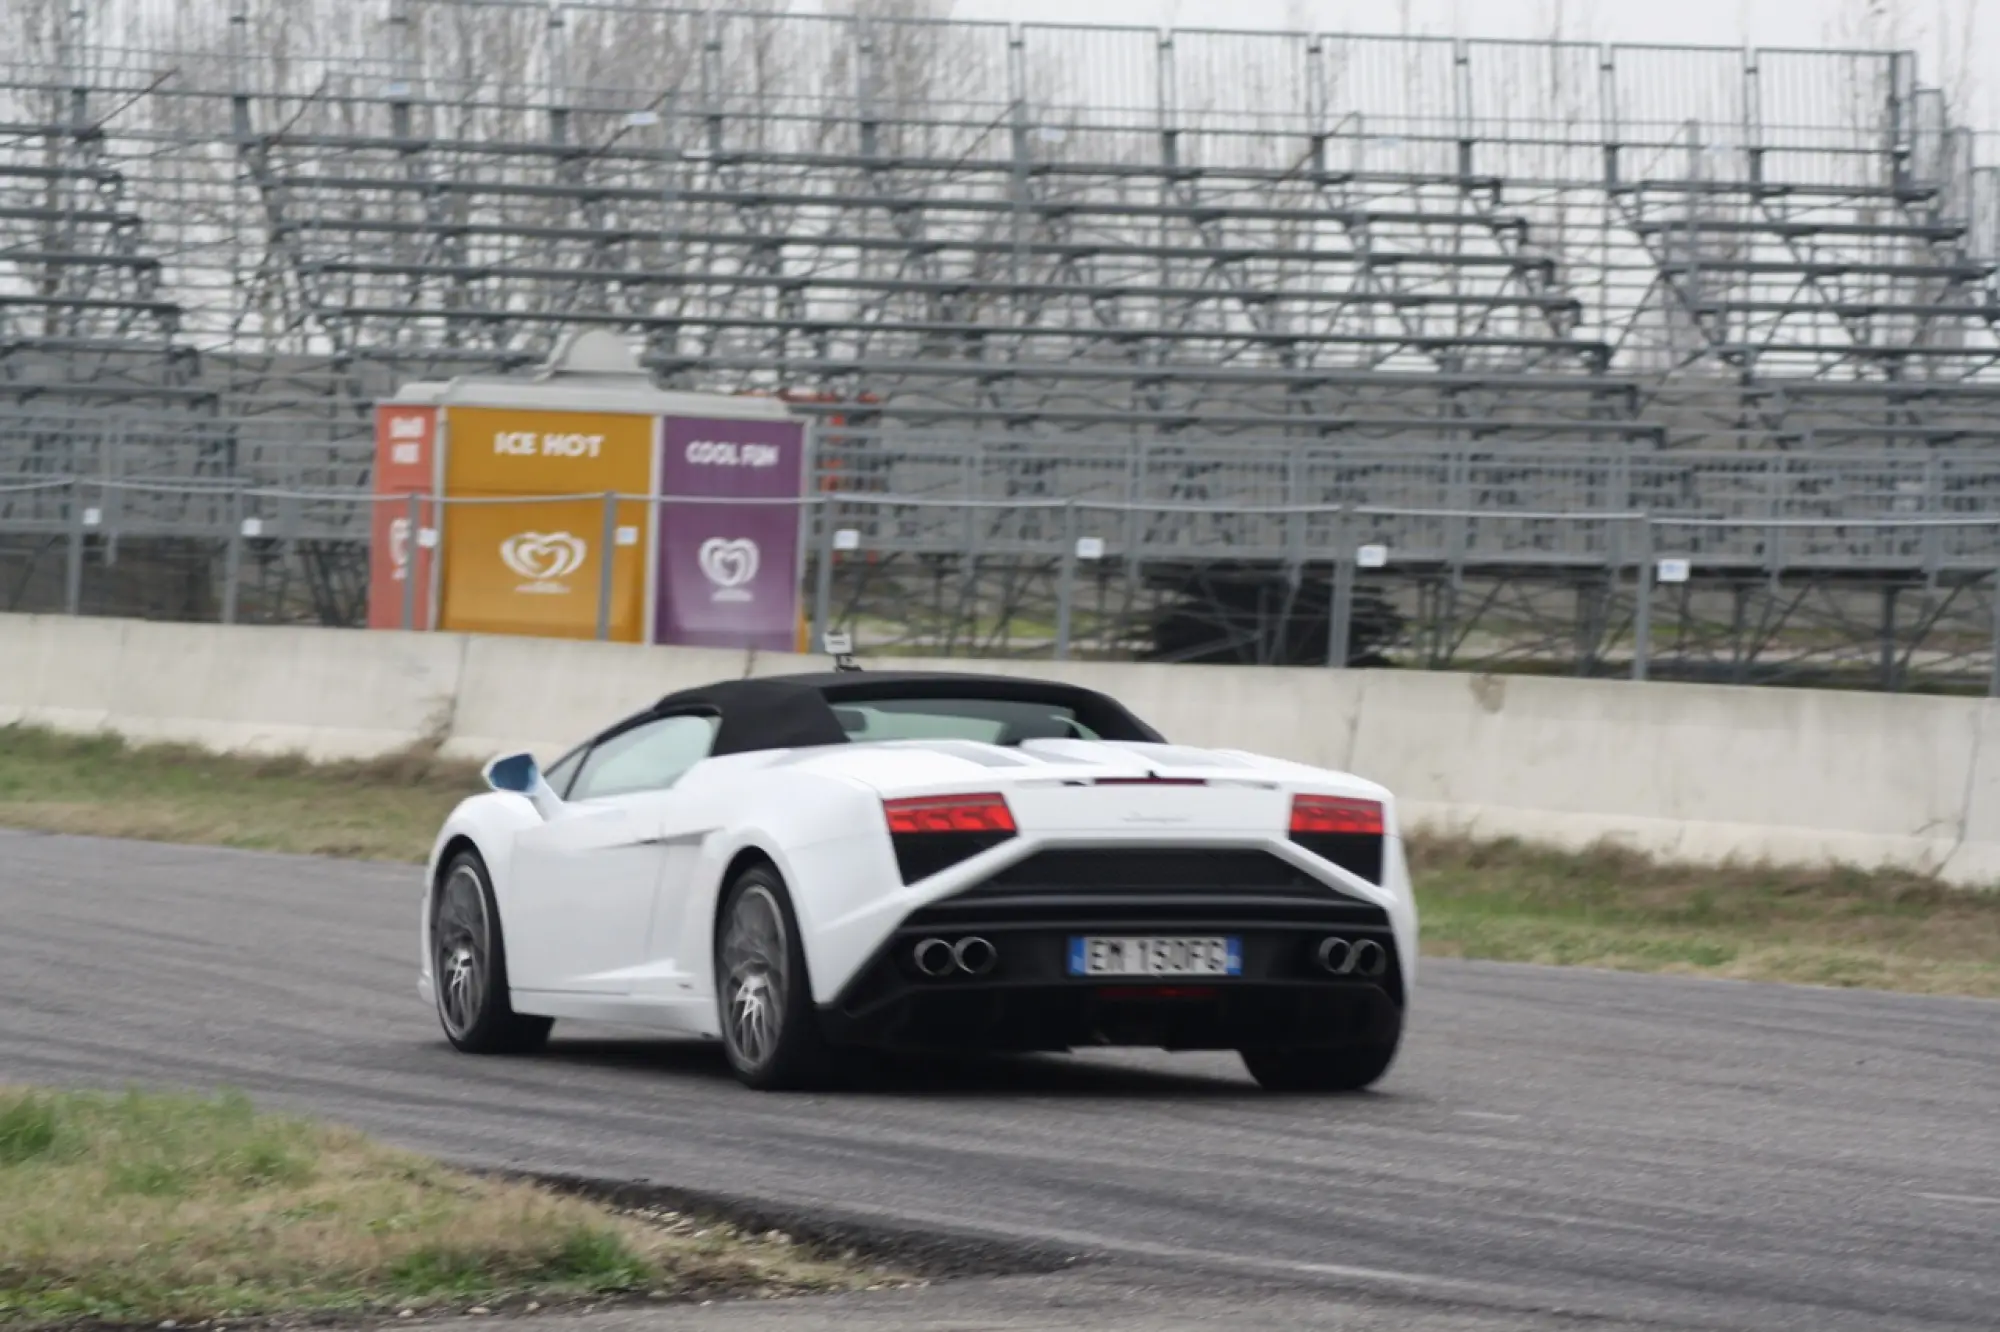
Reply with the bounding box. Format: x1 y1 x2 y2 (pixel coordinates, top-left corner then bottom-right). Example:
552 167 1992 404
500 531 588 593
698 537 759 604
389 517 411 581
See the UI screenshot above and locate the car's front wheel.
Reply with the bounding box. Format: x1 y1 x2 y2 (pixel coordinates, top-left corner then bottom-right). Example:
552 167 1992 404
431 849 553 1055
715 864 834 1091
1238 1033 1400 1092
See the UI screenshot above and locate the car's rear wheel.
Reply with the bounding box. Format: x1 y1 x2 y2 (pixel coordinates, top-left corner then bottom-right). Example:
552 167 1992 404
432 849 553 1055
1238 1032 1400 1092
715 864 834 1091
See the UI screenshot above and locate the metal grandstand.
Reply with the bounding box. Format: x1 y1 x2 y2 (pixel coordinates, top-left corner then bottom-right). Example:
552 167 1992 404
3 0 2000 690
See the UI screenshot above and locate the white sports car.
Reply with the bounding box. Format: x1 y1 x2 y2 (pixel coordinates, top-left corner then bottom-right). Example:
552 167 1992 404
418 664 1417 1092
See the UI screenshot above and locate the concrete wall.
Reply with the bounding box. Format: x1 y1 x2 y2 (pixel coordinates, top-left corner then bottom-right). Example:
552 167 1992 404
0 614 467 760
2 612 1994 889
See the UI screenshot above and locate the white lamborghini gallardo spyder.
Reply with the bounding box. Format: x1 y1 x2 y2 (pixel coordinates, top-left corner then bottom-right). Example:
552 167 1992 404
418 664 1417 1091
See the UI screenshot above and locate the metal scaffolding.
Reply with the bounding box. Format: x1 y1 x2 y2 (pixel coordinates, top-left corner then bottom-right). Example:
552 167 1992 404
4 2 2000 686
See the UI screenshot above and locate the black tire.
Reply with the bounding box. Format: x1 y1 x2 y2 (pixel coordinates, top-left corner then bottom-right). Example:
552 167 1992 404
1239 1033 1401 1093
714 864 836 1091
430 848 553 1055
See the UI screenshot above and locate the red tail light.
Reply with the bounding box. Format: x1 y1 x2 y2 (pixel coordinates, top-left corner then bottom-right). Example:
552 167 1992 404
1290 794 1384 836
883 793 1017 835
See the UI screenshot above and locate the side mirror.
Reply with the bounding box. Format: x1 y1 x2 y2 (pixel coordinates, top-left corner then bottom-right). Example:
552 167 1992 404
483 751 540 794
482 751 563 820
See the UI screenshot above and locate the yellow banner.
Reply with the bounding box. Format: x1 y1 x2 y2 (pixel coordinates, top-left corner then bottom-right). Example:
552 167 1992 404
435 497 650 643
443 407 655 498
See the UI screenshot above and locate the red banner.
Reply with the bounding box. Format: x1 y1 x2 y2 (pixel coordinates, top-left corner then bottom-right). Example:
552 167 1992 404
366 404 438 630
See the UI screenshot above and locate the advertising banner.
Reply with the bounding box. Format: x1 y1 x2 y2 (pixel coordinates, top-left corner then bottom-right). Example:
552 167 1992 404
366 404 438 630
442 406 657 496
435 406 657 643
655 416 808 651
434 496 651 642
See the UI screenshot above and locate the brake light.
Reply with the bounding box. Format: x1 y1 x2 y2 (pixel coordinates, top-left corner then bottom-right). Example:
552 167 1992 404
883 793 1017 835
1290 794 1384 836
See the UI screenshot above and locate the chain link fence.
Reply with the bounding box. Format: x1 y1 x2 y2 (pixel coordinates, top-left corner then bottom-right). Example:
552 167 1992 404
4 478 1998 694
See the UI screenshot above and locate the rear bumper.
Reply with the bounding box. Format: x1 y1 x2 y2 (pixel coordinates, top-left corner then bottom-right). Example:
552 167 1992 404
821 911 1405 1054
821 972 1402 1054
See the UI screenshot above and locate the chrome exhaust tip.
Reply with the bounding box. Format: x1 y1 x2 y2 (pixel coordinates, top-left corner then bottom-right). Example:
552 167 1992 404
954 936 998 977
913 937 956 977
1317 936 1388 977
1316 936 1355 974
1352 939 1387 977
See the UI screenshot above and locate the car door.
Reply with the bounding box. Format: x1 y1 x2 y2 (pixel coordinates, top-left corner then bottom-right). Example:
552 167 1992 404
627 766 737 1007
502 711 719 996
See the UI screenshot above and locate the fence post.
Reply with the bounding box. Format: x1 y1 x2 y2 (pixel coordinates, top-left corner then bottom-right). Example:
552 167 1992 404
810 497 837 651
1054 502 1078 660
398 490 418 632
64 479 85 616
221 486 244 626
596 490 616 642
1989 564 2000 699
1632 516 1654 683
1326 507 1355 668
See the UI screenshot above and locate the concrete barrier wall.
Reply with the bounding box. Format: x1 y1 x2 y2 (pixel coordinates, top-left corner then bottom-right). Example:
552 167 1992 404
1945 705 2000 888
2 612 1993 889
0 614 468 759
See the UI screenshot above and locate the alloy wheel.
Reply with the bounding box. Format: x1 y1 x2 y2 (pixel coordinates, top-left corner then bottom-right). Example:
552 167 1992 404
720 884 788 1069
434 865 489 1039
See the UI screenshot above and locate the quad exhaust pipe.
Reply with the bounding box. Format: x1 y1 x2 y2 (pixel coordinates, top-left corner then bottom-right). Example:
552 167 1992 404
1316 936 1388 978
913 937 956 977
954 936 997 976
912 936 997 978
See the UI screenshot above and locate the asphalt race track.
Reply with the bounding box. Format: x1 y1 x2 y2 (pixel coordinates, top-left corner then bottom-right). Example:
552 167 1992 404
3 828 1997 1332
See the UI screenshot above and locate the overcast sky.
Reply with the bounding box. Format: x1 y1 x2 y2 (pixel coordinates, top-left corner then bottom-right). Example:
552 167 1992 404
846 0 1996 132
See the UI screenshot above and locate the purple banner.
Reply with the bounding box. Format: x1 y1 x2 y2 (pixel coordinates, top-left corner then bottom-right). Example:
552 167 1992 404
654 415 808 651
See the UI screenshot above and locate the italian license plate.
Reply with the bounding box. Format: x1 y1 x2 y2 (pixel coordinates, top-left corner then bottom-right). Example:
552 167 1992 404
1068 936 1242 978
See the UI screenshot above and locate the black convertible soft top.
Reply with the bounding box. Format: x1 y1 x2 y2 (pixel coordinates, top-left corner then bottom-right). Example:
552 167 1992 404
644 670 1166 757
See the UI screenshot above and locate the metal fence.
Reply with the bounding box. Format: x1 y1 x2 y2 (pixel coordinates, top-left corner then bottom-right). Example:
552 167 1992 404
33 6 1937 182
15 425 2000 529
6 478 1997 693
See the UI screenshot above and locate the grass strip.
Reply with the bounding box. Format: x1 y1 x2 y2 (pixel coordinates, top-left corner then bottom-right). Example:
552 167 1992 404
1410 836 2000 998
3 723 1997 998
0 1087 900 1329
0 727 478 863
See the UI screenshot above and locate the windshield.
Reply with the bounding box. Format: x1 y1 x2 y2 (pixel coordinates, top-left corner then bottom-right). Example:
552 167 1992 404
831 696 1102 746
